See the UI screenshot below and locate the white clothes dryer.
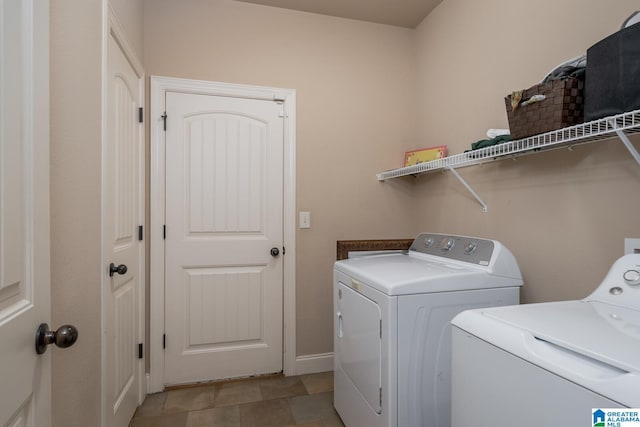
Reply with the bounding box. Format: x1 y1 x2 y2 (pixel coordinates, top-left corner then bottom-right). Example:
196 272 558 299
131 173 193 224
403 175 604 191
333 233 523 427
451 254 640 427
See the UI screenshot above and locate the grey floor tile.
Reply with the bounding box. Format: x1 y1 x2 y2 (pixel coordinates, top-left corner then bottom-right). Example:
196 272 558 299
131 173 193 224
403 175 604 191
214 381 262 407
130 374 338 426
134 392 167 418
321 411 345 427
239 399 296 427
186 405 241 427
164 385 217 414
299 371 334 394
259 376 308 400
288 392 337 425
130 411 188 427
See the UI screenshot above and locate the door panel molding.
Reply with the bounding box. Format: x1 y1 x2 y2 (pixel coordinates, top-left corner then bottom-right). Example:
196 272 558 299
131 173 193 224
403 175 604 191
149 76 296 393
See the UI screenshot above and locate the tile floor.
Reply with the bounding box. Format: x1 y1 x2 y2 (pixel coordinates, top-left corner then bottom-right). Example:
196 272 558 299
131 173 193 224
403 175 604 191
130 371 345 427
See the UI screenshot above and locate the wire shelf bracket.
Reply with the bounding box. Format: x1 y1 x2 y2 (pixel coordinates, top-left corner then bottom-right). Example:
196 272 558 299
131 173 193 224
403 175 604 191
615 128 640 167
448 167 488 213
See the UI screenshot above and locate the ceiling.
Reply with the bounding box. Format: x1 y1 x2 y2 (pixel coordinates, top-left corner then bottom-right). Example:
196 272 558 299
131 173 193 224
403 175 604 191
233 0 444 28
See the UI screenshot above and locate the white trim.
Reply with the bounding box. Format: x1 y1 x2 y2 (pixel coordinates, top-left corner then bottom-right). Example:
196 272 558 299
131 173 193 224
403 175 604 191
149 76 297 392
149 77 166 393
107 5 144 78
295 353 334 375
282 85 297 378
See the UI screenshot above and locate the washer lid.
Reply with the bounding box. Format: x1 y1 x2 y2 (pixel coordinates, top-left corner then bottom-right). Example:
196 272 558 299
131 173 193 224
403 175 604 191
334 253 520 295
453 300 640 406
486 301 640 371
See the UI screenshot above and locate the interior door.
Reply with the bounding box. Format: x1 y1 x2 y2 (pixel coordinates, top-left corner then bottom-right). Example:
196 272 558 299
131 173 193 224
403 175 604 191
105 34 144 426
0 1 51 425
164 92 284 385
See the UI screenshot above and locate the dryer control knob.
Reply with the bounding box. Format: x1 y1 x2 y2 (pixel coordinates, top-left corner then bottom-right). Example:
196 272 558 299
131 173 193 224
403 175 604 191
623 269 640 285
439 237 454 251
464 242 477 254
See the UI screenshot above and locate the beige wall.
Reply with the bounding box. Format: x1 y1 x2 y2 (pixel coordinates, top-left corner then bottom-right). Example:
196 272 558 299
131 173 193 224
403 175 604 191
412 0 640 303
50 1 144 426
143 0 419 356
50 1 103 425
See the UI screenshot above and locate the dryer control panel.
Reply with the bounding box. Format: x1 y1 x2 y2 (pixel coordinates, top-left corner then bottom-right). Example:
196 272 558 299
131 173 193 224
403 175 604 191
410 233 495 266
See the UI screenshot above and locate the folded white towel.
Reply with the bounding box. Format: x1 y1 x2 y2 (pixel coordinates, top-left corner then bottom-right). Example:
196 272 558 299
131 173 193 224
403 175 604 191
622 11 640 29
486 128 510 139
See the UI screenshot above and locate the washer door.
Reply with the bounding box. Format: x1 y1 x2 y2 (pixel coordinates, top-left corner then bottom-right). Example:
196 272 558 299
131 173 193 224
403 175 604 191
336 282 382 414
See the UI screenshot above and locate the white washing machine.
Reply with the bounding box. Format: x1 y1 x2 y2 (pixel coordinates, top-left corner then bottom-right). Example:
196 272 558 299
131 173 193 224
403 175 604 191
333 233 523 427
451 254 640 427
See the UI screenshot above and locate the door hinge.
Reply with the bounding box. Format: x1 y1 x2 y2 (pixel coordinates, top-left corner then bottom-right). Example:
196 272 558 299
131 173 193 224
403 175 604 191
138 343 143 359
138 107 143 123
380 388 382 407
138 225 143 241
163 225 166 240
163 334 166 349
161 112 167 131
380 320 382 339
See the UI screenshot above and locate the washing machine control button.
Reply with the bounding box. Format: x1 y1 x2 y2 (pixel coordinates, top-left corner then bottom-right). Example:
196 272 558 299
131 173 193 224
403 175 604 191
424 237 434 247
623 269 640 285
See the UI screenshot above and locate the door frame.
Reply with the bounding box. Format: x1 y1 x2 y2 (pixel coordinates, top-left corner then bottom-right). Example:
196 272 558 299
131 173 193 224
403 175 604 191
101 6 146 424
149 76 297 393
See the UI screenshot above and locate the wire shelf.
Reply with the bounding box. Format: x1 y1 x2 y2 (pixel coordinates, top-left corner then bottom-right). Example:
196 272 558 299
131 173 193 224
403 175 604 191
376 109 640 181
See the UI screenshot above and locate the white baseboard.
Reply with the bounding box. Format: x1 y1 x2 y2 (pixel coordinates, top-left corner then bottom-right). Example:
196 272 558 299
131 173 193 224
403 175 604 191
145 373 153 394
294 352 334 375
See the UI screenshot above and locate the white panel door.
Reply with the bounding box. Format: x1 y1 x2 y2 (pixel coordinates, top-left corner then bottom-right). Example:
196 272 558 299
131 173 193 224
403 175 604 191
0 1 51 426
164 92 284 385
105 34 144 426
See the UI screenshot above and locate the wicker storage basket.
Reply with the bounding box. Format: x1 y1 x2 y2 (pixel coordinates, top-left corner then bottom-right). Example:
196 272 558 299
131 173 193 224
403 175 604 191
505 78 584 140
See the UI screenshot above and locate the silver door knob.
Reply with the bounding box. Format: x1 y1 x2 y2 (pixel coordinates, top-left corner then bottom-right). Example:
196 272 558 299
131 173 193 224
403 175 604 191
35 323 78 355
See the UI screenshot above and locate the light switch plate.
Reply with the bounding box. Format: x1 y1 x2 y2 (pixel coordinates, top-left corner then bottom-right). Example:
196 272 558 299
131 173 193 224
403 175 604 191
299 211 311 229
